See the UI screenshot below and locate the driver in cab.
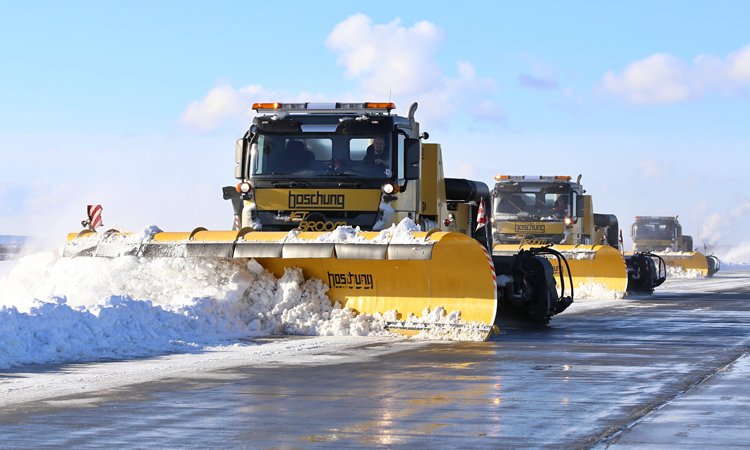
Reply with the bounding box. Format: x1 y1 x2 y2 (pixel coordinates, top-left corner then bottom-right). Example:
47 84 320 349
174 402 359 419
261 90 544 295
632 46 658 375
363 136 390 167
553 195 568 214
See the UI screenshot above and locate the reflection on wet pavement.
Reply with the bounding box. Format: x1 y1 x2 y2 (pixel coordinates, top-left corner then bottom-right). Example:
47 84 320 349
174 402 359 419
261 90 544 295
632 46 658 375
2 280 750 449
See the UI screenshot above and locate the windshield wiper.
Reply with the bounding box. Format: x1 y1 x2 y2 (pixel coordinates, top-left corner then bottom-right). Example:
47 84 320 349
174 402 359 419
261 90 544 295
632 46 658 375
264 173 308 188
314 173 378 189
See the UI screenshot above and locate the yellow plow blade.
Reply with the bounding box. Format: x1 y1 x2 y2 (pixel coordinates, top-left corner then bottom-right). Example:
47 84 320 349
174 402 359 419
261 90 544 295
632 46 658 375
650 251 710 276
65 229 499 340
494 244 628 293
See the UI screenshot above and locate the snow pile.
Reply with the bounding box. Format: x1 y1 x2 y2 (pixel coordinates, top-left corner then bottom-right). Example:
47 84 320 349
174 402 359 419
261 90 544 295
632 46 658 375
236 262 391 337
557 248 597 260
278 217 430 245
558 282 625 300
389 306 492 341
0 220 483 369
573 283 626 299
666 266 705 278
1 256 389 366
65 225 162 246
0 250 397 369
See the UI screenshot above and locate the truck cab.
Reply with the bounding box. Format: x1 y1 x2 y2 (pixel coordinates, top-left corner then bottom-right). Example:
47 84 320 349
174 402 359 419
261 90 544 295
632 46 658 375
631 216 690 252
491 175 589 246
229 102 423 232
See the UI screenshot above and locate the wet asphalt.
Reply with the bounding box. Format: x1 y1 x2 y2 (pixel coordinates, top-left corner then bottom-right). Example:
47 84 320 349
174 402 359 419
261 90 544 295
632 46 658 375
1 272 750 449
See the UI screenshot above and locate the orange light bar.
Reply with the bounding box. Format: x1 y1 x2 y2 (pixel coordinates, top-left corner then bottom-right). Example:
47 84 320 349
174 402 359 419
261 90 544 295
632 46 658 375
555 176 572 180
365 102 395 110
495 175 510 180
252 103 280 110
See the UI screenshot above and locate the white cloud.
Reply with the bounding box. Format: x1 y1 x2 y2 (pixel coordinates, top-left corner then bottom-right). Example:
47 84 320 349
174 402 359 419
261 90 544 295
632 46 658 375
515 53 560 91
699 198 750 244
468 100 507 123
457 163 479 178
180 15 503 132
180 85 277 132
637 158 672 180
597 44 750 104
325 14 447 95
519 74 559 90
326 15 502 127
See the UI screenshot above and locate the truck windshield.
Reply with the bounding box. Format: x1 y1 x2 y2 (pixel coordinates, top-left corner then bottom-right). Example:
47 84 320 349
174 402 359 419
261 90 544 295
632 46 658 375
249 133 393 179
493 184 571 220
634 221 675 239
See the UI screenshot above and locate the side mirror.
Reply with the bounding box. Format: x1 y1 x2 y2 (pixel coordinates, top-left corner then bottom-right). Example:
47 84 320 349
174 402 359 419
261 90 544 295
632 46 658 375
404 138 420 180
235 139 246 180
235 139 244 164
575 194 585 217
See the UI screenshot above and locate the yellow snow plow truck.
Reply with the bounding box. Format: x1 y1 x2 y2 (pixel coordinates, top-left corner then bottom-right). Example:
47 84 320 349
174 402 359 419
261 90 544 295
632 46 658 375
491 175 628 293
630 216 720 277
64 102 573 338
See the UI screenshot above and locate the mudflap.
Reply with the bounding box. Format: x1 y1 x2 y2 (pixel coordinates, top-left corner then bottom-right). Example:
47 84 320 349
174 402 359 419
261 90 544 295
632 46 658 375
493 250 573 324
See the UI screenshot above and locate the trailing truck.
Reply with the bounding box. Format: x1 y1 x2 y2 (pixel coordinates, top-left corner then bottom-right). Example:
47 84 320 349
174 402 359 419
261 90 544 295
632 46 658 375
64 102 573 338
630 216 720 277
491 175 629 293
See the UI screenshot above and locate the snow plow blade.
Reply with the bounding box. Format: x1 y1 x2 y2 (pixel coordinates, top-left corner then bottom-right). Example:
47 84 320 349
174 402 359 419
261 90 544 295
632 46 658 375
647 251 719 277
494 243 628 293
65 228 499 340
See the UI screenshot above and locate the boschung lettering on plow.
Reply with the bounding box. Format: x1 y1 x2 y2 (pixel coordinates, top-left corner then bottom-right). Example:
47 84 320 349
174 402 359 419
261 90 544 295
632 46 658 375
289 192 346 209
515 224 546 233
327 272 374 290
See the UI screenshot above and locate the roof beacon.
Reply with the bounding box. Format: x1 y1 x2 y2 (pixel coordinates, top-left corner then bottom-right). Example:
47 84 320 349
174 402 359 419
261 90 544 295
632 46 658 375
252 102 395 115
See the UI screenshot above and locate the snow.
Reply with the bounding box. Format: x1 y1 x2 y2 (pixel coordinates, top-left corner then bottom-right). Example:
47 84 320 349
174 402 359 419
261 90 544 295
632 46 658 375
4 217 746 371
665 266 705 278
571 282 626 299
277 217 429 245
0 220 475 369
0 250 400 369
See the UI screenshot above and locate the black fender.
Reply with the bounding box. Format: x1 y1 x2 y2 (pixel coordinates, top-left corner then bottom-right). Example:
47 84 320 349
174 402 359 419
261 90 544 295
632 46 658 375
625 252 666 294
493 249 573 323
707 255 721 277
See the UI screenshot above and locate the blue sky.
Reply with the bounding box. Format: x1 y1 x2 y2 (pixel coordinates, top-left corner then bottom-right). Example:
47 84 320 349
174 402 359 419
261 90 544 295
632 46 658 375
1 1 748 260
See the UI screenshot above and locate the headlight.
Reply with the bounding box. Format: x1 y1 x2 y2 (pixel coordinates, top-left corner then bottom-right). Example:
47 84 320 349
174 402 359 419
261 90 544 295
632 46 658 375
237 182 252 193
564 216 574 226
382 184 394 194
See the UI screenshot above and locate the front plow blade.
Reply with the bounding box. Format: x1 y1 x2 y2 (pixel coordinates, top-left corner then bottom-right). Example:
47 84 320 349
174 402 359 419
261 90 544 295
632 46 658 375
650 251 718 277
65 229 499 340
494 244 628 293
